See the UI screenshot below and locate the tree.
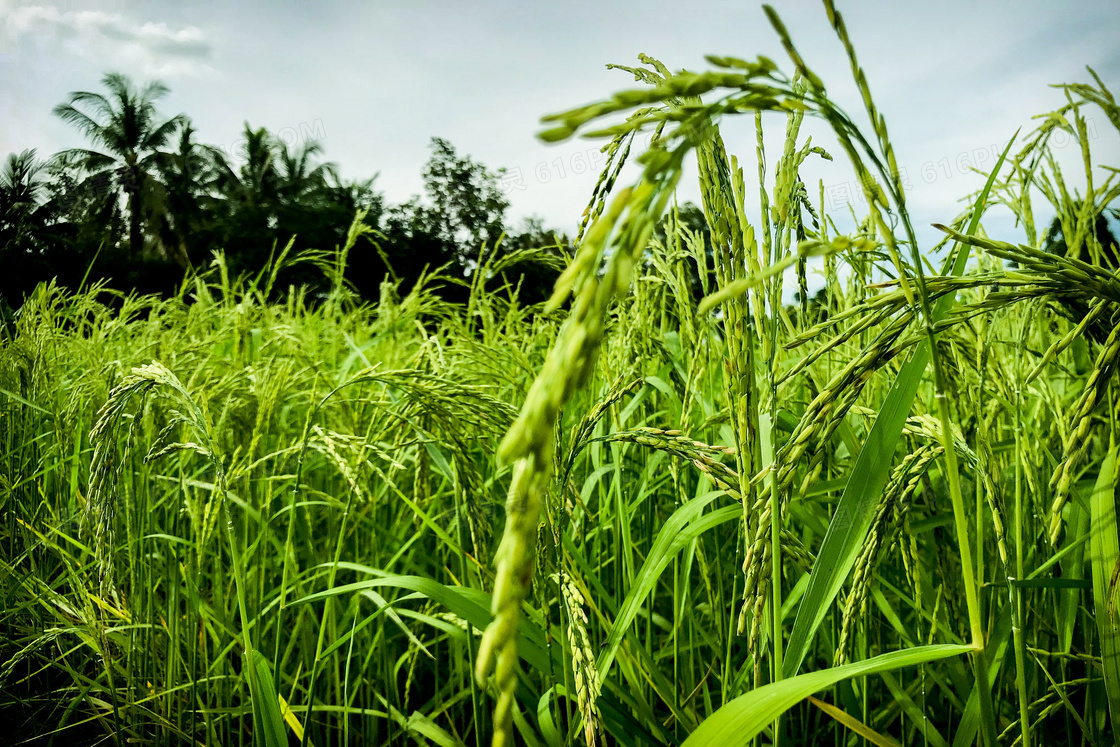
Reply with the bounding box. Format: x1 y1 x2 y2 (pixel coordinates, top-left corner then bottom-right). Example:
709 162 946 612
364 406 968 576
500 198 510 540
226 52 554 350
152 123 216 269
1041 203 1120 269
208 124 378 295
273 139 344 263
40 156 125 257
209 125 284 275
212 126 280 213
277 139 339 207
52 73 187 259
1041 202 1120 343
345 139 511 304
0 148 126 305
359 198 460 300
0 150 47 251
0 150 51 306
495 216 569 305
416 137 510 269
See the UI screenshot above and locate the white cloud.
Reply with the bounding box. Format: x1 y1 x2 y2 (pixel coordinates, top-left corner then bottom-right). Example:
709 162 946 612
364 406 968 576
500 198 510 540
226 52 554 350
0 4 214 77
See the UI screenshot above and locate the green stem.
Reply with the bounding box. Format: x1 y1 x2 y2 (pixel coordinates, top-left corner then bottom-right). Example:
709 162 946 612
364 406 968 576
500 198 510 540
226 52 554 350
219 472 261 737
1012 320 1032 747
305 481 359 740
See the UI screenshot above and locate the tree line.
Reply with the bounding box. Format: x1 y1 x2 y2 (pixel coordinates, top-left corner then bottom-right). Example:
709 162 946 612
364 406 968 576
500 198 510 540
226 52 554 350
0 73 572 315
5 73 1114 324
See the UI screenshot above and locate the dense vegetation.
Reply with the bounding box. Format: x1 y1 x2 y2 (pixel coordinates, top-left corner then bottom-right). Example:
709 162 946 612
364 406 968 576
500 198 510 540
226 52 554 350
2 2 1120 746
0 76 569 317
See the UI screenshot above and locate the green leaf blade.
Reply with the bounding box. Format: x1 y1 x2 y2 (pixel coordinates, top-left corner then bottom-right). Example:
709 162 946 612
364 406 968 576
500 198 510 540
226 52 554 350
684 644 974 747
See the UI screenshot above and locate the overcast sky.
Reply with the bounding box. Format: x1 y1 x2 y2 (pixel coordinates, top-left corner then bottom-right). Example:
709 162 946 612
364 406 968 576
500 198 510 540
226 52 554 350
2 0 1118 254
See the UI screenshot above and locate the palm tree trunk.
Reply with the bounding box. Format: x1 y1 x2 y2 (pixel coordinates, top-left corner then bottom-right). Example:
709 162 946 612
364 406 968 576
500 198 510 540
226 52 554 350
129 178 142 259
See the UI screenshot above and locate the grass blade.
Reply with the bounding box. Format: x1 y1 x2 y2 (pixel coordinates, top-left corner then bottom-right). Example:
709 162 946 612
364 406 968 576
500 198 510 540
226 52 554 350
683 644 974 747
596 492 739 679
286 573 669 745
807 695 902 747
250 650 290 747
1090 443 1120 745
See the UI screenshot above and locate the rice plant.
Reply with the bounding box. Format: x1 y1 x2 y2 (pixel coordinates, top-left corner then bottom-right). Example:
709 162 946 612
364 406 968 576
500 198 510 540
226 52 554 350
2 2 1119 745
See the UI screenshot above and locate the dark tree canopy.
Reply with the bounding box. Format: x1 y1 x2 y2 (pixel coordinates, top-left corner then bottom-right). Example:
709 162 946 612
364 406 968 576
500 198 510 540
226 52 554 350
1041 205 1120 269
2 77 570 315
52 73 188 260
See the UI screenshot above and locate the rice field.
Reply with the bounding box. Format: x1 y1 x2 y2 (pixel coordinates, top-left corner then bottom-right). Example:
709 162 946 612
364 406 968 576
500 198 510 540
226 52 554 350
2 3 1119 745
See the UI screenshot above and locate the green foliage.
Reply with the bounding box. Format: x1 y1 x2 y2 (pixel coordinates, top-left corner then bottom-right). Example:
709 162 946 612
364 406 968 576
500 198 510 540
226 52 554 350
2 4 1119 747
51 72 188 260
1090 446 1120 746
3 86 566 312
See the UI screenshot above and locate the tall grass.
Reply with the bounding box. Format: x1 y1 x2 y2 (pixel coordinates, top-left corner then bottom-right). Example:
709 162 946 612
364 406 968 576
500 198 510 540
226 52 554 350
2 2 1119 745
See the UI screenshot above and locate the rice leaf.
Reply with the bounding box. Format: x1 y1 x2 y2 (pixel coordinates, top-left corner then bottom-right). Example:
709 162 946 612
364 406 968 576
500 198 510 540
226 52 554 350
595 492 740 678
1090 444 1120 745
681 644 974 747
1059 490 1090 651
783 132 1017 678
807 695 902 747
250 650 290 747
286 573 669 745
951 604 1013 747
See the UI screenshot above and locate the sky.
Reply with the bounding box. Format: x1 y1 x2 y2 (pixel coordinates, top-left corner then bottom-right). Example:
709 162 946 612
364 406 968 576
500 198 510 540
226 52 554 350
2 0 1118 257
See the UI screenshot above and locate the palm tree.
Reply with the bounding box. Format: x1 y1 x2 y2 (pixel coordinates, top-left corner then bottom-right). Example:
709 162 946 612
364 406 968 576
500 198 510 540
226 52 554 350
211 125 281 215
210 125 348 277
277 139 339 207
153 123 217 268
274 138 343 253
0 149 47 249
208 125 288 276
52 72 186 259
